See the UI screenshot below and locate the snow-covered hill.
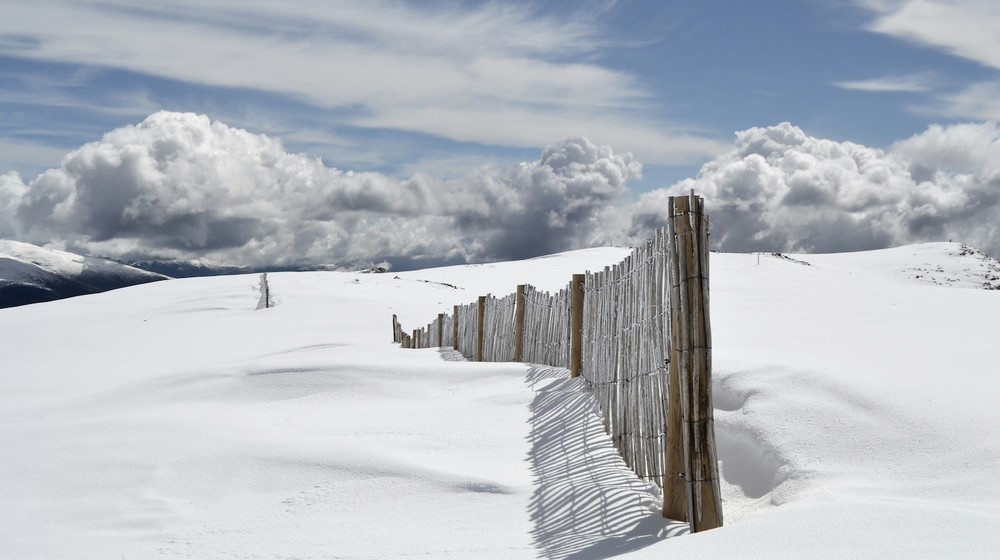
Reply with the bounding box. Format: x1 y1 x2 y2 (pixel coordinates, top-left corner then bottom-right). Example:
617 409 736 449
0 242 997 558
0 240 169 308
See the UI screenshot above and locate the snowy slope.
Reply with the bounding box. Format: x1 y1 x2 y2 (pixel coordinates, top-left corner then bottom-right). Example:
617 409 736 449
0 243 997 559
0 240 169 308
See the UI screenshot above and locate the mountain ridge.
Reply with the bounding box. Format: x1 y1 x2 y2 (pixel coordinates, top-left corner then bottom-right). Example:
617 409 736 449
0 240 169 308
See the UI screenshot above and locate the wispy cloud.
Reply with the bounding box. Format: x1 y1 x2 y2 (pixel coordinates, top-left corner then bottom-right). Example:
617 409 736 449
932 81 1000 120
0 0 722 165
832 72 936 92
857 0 1000 70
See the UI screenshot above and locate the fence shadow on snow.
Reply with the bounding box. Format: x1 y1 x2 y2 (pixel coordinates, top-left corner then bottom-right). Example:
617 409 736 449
526 366 689 559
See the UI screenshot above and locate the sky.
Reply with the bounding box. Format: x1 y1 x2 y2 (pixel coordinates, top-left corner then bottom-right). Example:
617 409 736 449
1 0 1000 268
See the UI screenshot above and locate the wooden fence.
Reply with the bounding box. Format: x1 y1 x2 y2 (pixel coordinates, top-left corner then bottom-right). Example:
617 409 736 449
391 194 722 532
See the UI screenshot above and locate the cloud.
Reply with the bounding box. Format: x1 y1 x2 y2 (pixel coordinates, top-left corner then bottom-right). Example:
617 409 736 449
0 172 27 238
932 81 1000 121
6 113 1000 267
848 2 1000 125
858 0 1000 70
626 121 1000 257
832 73 936 93
2 112 640 268
0 0 721 166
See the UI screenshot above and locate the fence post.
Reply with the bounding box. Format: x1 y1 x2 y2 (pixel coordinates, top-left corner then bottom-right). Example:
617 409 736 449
569 274 585 377
513 285 526 362
256 273 271 310
663 194 722 532
262 273 270 309
476 295 486 362
437 313 445 348
413 329 420 349
453 305 460 350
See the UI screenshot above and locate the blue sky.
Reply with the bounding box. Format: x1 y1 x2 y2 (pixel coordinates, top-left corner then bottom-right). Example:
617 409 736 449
2 0 1000 267
2 0 995 188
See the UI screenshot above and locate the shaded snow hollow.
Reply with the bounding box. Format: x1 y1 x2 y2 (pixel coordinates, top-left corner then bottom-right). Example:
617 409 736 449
0 242 997 558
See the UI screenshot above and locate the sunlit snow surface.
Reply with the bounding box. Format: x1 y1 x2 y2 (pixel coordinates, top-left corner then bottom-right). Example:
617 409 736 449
1 243 998 558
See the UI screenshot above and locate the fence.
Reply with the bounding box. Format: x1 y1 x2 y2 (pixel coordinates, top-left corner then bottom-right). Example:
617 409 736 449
392 194 722 533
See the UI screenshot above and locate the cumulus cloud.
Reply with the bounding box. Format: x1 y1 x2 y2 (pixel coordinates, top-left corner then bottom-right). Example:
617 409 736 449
626 122 1000 257
2 112 640 269
5 112 1000 268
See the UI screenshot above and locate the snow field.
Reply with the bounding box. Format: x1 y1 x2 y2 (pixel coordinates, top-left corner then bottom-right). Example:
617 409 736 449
1 243 998 558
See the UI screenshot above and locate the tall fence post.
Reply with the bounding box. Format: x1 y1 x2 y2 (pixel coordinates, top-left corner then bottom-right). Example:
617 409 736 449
476 295 486 362
513 285 526 362
569 274 585 377
663 194 722 532
453 305 460 350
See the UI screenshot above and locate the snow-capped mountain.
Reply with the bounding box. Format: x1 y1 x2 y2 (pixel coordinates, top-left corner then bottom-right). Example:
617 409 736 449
0 240 169 308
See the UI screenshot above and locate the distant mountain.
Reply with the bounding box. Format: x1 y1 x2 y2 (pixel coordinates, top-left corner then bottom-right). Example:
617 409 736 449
121 259 384 278
0 241 169 309
120 259 252 278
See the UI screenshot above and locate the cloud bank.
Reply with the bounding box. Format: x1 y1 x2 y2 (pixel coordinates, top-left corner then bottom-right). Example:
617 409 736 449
3 112 1000 269
629 121 1000 256
3 112 639 268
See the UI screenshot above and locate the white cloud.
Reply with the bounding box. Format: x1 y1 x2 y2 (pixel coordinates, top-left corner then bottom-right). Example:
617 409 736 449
2 112 641 268
833 72 936 92
7 113 1000 266
0 172 28 238
0 0 719 165
931 81 1000 121
626 121 1000 257
858 0 1000 69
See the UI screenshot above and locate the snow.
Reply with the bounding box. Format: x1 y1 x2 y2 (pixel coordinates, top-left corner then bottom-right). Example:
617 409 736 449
1 243 998 558
0 240 88 277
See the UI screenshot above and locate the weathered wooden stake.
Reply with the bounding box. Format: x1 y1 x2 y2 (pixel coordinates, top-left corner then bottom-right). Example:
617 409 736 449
453 305 460 350
662 194 723 532
476 295 486 362
513 285 526 362
437 313 445 348
569 274 585 377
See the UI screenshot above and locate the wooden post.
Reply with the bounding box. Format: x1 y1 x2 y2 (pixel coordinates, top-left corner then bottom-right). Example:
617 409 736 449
513 285 526 362
453 305 460 350
569 274 585 377
264 273 270 309
664 196 689 523
476 295 486 362
662 194 722 532
413 329 420 349
437 313 445 348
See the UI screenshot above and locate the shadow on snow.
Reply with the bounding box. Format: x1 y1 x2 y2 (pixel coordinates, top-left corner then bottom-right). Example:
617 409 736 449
525 365 688 559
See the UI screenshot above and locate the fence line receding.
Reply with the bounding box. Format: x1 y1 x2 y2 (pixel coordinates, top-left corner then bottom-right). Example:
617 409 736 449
391 193 722 533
